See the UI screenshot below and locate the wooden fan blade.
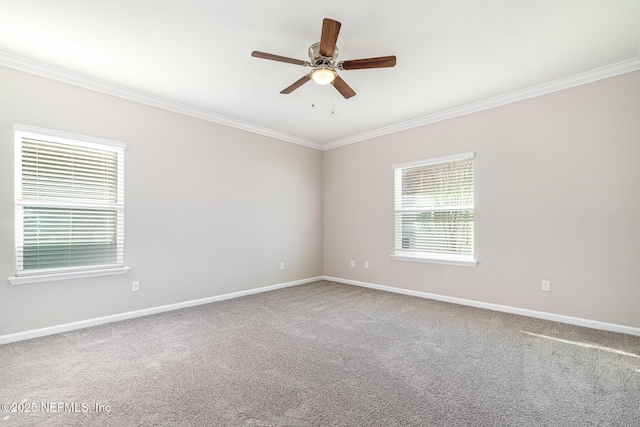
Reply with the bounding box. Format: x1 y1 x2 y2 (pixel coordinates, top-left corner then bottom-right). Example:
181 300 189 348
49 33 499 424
251 51 309 66
319 18 341 57
340 56 397 70
332 75 356 99
280 75 311 94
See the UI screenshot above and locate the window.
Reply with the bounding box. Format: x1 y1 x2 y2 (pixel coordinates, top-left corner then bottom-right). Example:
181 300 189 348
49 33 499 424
10 124 128 284
392 152 476 266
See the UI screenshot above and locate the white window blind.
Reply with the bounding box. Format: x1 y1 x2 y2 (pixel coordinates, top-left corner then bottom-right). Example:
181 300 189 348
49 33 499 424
393 152 475 266
14 125 125 278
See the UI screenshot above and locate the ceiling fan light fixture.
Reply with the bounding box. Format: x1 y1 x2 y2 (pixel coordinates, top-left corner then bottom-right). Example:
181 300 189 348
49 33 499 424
310 66 336 85
252 18 395 98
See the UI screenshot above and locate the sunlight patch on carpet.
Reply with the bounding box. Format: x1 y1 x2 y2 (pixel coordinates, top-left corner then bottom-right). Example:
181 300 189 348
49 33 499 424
521 331 640 358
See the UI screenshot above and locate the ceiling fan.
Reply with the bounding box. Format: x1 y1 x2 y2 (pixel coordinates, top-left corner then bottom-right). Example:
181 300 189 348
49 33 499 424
251 18 396 99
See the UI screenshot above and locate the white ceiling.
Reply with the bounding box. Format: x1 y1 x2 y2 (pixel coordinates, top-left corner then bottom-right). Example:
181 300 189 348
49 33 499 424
1 1 639 150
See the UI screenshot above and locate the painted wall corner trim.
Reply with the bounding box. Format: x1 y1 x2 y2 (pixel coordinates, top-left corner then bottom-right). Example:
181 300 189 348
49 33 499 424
0 276 323 345
322 276 640 337
322 56 640 151
0 51 322 151
3 51 639 152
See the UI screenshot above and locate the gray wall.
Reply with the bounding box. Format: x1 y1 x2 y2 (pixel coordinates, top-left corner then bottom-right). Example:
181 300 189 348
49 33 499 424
323 70 640 329
0 66 323 335
2 64 639 337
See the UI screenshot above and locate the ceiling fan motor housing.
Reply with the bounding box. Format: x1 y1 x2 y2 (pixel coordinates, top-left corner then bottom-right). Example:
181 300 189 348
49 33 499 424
308 42 340 85
308 42 338 66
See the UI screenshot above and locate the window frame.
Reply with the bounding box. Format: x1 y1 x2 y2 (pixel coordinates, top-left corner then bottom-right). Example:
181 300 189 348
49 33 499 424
9 124 129 285
391 152 477 267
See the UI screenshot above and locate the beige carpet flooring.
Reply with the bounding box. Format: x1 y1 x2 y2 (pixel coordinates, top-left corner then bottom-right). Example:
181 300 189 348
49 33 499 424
1 280 639 426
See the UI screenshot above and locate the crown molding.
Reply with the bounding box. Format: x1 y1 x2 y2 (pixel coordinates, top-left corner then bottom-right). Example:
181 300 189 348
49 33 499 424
322 55 640 151
2 50 639 153
0 51 322 151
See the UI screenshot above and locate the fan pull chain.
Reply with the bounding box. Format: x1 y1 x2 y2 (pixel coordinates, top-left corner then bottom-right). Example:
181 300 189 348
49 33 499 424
309 86 338 115
331 88 335 115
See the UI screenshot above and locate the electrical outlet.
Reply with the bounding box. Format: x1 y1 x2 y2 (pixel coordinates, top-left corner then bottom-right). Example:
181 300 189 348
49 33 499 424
350 260 355 268
364 261 369 269
280 262 285 270
541 280 550 292
132 281 140 292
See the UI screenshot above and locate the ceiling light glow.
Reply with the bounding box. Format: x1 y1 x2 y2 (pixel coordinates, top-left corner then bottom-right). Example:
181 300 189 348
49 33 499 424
310 67 336 85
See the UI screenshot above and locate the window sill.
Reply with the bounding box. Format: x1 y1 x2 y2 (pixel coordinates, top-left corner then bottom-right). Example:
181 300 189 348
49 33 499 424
8 266 130 285
391 252 477 267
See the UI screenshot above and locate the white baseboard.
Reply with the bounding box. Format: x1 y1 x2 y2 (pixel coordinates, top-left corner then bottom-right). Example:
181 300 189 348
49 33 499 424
323 276 640 337
0 276 322 345
4 275 638 345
